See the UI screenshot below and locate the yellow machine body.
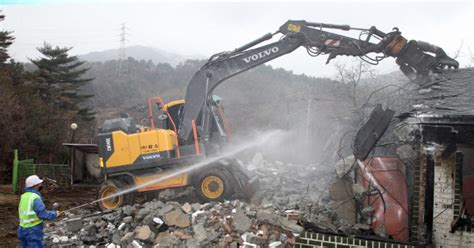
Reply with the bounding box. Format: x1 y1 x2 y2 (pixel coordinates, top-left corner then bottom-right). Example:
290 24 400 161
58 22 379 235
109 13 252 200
163 99 185 111
100 128 177 169
133 171 189 192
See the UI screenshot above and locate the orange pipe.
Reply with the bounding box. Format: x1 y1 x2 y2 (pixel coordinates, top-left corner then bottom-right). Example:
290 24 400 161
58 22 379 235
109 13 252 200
148 96 167 128
192 119 201 155
148 97 155 129
148 96 180 157
166 111 181 158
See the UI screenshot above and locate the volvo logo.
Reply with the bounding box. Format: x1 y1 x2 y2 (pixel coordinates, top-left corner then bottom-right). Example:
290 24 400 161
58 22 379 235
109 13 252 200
243 46 279 63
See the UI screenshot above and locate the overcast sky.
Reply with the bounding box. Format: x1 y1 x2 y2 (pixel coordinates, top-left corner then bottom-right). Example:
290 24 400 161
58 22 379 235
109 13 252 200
1 1 472 77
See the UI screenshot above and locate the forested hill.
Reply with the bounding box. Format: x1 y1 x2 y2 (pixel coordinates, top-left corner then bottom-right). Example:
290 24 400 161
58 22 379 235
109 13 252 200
80 56 409 164
81 58 342 121
81 58 350 163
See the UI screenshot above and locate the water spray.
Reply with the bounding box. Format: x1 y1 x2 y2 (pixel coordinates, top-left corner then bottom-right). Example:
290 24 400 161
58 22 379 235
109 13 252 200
62 130 285 213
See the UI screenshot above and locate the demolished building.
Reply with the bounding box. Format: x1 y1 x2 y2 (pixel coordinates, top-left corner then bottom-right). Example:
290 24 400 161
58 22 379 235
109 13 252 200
306 68 474 248
400 68 474 247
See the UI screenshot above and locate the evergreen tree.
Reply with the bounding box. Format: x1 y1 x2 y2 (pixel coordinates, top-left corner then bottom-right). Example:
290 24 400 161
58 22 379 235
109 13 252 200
30 43 95 121
0 14 14 66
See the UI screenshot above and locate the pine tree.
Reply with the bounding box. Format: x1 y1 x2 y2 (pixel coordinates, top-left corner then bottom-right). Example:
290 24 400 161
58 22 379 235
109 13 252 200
30 43 95 121
0 14 14 66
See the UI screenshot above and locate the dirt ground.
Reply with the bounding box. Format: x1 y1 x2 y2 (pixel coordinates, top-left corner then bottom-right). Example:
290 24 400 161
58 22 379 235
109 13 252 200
0 186 97 247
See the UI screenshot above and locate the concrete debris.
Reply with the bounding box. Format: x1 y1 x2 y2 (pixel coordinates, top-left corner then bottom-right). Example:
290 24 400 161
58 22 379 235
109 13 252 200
52 237 59 244
44 154 372 247
157 204 175 216
256 210 304 233
65 217 83 232
123 216 133 224
164 208 191 228
192 223 208 242
181 202 192 214
335 155 355 178
134 225 155 242
131 240 143 248
396 144 418 163
120 232 134 246
247 153 332 210
153 231 178 246
232 209 251 232
45 198 308 247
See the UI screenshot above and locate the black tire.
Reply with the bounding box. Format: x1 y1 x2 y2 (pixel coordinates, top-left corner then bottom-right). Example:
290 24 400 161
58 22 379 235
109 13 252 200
114 179 136 206
98 179 135 210
194 168 234 202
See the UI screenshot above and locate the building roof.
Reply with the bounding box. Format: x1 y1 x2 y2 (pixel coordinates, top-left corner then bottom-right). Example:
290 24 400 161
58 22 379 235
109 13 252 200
408 68 474 117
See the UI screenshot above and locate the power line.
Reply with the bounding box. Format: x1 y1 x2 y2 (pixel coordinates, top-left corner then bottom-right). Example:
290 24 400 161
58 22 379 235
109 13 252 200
118 22 128 74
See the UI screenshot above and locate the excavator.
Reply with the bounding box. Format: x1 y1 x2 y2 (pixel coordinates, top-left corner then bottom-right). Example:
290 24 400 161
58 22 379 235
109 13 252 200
97 20 458 209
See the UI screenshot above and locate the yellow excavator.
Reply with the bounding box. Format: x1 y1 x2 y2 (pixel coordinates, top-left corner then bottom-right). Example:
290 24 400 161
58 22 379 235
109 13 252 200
97 20 458 209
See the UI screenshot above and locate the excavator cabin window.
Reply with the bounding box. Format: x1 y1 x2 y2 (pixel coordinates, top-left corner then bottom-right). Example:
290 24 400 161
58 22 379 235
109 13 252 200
163 103 184 132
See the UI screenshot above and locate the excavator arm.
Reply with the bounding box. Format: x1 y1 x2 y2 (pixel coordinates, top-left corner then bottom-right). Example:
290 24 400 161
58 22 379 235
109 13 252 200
178 20 459 146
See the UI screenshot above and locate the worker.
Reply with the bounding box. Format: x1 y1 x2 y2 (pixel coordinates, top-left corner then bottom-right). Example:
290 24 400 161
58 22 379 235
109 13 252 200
18 175 63 248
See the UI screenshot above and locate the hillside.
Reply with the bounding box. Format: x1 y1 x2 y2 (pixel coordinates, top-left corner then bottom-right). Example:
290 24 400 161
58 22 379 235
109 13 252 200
79 45 202 66
78 56 405 164
80 58 352 163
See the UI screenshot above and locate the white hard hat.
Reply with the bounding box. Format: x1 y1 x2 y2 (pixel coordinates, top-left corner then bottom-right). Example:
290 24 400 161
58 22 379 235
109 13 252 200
25 175 43 188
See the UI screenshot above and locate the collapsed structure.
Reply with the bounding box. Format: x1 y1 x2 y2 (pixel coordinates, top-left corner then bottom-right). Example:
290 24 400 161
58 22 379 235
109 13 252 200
316 68 474 247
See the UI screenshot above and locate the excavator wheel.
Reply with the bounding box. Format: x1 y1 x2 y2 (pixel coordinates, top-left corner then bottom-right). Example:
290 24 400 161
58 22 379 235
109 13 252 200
98 179 135 210
194 168 233 202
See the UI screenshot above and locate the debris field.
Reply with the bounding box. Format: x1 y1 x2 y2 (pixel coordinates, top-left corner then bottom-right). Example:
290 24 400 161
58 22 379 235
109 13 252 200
44 154 365 247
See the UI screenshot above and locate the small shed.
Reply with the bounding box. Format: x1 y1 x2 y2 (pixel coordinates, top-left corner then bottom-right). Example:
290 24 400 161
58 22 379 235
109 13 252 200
63 143 101 185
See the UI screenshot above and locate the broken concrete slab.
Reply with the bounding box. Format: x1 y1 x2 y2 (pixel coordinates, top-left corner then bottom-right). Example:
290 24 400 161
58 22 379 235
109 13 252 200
256 210 304 233
65 217 83 232
181 202 192 214
153 231 178 246
120 232 134 247
233 210 251 232
134 225 155 243
158 204 175 216
191 203 201 211
173 230 193 240
192 223 207 242
335 155 355 178
164 208 191 228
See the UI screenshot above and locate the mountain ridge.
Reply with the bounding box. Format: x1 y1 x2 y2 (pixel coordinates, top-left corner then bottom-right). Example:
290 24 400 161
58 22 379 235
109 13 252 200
79 45 204 66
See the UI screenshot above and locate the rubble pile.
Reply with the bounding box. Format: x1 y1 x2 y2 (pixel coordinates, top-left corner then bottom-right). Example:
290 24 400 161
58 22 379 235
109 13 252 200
247 153 333 209
45 199 304 247
45 154 356 247
248 154 372 235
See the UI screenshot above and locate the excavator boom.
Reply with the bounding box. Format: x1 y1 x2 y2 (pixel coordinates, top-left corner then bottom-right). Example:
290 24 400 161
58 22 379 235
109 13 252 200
178 20 459 147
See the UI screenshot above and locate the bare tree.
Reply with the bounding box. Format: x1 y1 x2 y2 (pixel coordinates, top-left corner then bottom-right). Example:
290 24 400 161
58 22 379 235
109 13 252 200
334 59 375 110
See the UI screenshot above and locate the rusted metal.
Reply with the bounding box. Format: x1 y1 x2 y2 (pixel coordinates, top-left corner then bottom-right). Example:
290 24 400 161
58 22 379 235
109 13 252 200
357 157 409 242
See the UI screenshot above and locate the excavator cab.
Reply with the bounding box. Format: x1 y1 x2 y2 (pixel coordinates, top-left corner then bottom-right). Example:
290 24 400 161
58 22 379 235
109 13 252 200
160 100 185 132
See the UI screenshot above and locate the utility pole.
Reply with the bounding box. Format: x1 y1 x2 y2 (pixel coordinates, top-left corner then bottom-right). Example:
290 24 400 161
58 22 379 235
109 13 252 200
118 22 128 74
305 85 313 162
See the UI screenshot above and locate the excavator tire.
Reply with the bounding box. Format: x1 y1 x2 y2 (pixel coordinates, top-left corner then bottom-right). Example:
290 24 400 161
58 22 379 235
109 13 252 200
194 167 234 202
98 179 135 210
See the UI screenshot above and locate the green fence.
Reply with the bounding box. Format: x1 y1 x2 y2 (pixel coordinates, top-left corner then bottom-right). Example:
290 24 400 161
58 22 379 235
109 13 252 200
12 149 70 194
